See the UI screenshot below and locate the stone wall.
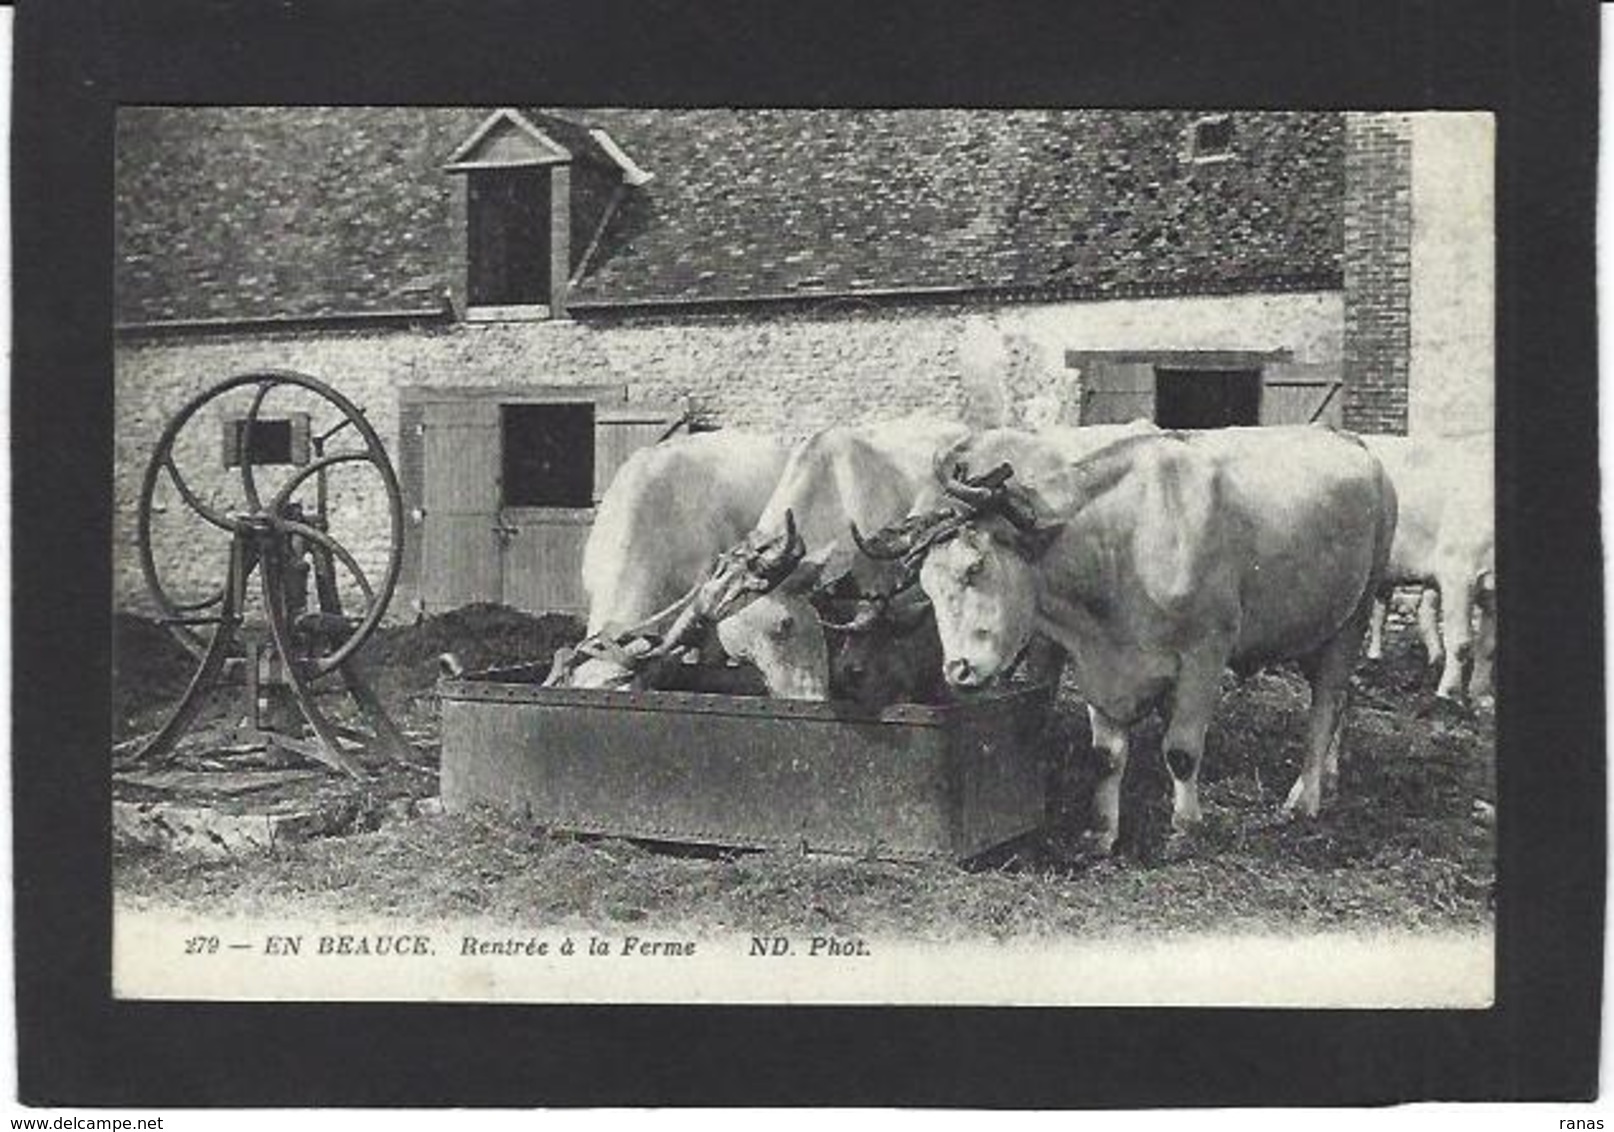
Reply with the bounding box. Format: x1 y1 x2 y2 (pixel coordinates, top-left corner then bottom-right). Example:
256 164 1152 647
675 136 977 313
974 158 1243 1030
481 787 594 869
114 289 1343 613
1407 113 1495 439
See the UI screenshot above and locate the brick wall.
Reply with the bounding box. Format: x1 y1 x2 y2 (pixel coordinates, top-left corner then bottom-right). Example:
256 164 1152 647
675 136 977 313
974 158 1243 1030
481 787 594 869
1342 113 1413 434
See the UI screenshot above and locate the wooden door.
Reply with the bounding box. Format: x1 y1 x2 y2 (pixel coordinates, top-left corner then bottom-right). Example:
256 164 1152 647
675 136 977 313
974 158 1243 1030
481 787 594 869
419 400 503 611
499 403 685 616
1260 362 1344 426
592 406 687 500
1078 361 1156 425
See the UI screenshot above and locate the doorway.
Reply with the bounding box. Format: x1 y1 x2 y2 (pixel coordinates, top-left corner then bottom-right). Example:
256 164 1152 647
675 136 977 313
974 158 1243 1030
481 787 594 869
1154 368 1262 429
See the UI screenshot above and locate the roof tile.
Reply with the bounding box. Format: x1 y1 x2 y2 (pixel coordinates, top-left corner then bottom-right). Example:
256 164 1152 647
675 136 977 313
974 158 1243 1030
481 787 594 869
116 107 1342 323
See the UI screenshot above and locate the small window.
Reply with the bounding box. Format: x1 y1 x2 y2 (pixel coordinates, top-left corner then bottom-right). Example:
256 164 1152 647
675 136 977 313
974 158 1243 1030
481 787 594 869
1155 369 1261 429
1187 115 1235 162
469 168 553 307
222 414 311 467
501 403 595 508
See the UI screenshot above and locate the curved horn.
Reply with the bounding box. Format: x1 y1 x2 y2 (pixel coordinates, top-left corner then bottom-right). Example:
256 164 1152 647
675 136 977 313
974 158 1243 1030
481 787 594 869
751 509 805 583
942 460 1015 509
931 434 974 490
850 518 912 561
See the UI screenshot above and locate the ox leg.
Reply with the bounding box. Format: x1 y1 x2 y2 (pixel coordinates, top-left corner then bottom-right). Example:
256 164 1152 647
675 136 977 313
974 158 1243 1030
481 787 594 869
1468 579 1497 702
1161 651 1226 840
1417 587 1446 672
1434 575 1474 701
1283 641 1355 819
1365 595 1387 662
1084 706 1130 856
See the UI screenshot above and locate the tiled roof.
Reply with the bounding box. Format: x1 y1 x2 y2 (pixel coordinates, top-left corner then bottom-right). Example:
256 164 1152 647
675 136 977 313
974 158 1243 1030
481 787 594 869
114 107 1343 324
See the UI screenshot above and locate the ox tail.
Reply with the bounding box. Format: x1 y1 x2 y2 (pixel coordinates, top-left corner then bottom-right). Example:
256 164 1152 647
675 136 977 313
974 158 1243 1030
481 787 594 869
1368 452 1400 602
1349 450 1401 651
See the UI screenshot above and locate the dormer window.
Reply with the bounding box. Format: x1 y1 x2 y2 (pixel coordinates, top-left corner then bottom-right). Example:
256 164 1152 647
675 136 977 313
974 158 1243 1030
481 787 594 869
1186 114 1236 163
444 109 651 322
468 167 553 307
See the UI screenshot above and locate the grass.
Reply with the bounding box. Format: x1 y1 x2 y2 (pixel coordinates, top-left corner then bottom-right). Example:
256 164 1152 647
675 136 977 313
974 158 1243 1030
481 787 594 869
113 604 1495 940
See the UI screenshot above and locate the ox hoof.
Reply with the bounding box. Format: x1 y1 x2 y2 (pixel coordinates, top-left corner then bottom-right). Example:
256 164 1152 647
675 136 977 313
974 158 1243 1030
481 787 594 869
1277 789 1321 824
1417 694 1471 723
1158 829 1199 863
1074 829 1119 861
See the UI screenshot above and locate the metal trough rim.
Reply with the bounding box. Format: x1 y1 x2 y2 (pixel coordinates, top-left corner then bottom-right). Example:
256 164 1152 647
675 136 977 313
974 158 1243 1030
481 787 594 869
438 666 1054 727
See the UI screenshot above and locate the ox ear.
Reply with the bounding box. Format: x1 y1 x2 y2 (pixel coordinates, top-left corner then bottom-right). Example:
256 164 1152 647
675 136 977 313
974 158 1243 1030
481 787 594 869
1018 521 1065 559
887 588 934 632
541 648 572 686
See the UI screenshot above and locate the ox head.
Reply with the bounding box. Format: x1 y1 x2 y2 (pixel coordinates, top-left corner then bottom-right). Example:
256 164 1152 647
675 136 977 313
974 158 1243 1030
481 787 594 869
856 452 1064 690
819 585 947 710
554 635 660 690
644 511 831 700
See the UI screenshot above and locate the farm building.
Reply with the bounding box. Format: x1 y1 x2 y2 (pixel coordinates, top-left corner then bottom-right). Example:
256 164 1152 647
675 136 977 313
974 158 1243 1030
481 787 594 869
113 108 1493 619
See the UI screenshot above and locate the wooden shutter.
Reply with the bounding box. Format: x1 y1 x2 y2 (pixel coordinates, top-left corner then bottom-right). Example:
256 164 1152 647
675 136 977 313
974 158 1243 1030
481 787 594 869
419 400 503 612
1079 361 1156 425
499 402 685 617
397 398 427 612
1261 362 1344 426
592 403 688 502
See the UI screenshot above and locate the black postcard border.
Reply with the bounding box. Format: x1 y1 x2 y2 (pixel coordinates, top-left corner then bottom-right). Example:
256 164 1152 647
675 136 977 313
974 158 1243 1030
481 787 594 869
12 0 1603 1107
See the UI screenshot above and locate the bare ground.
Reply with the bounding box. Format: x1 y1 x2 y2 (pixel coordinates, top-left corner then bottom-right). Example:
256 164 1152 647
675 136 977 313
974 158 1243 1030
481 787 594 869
112 603 1494 940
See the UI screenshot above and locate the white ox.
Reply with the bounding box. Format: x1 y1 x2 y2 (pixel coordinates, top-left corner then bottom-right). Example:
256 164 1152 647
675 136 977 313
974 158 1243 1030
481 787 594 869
1361 435 1496 701
902 420 1159 514
559 430 791 689
876 426 1395 854
656 416 971 704
859 419 1161 685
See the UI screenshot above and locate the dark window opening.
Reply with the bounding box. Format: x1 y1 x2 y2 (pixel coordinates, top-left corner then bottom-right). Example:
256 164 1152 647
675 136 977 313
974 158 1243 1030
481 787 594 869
469 168 552 307
1154 369 1262 429
1190 115 1234 160
223 415 310 467
501 403 594 508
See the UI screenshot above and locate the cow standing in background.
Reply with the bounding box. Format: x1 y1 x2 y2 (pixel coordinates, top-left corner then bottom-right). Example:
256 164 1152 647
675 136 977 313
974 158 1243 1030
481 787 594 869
1361 435 1496 702
553 430 792 690
864 426 1396 855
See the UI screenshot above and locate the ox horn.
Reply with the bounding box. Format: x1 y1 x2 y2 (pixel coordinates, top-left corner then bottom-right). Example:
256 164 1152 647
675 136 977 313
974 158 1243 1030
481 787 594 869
749 509 806 584
850 518 914 561
941 459 1015 510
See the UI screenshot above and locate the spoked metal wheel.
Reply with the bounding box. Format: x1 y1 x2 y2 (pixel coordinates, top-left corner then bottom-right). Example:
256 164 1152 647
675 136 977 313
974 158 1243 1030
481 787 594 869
136 369 403 672
131 370 408 775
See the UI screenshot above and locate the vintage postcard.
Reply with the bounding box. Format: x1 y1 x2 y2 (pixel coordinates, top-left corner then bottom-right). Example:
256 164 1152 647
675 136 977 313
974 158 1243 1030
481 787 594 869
107 106 1500 1008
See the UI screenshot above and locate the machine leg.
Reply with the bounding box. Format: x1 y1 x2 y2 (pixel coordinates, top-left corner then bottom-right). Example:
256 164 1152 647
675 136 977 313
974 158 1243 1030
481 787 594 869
129 624 235 766
261 550 370 779
342 659 417 764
